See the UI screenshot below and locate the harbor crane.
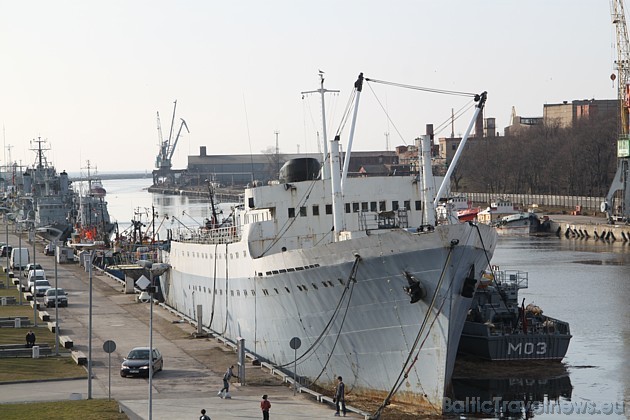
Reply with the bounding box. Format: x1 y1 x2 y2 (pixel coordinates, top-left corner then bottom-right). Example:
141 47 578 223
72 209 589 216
603 0 630 222
153 100 189 185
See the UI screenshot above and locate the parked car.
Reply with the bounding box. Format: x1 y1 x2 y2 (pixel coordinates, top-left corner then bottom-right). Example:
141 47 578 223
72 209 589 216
23 263 43 277
43 288 68 307
0 245 12 258
44 243 55 256
27 269 47 291
31 279 51 297
120 347 163 377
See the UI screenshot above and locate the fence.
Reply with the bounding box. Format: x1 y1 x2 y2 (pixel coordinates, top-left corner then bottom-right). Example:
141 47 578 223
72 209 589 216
459 192 606 212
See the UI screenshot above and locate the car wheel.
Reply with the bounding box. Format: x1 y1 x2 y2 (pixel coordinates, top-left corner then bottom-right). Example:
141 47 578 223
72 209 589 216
120 371 127 377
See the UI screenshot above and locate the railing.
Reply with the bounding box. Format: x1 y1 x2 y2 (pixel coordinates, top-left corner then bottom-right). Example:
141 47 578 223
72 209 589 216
175 225 240 245
460 192 606 212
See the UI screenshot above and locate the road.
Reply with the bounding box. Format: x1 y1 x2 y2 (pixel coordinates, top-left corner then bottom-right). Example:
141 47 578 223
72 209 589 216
0 227 365 419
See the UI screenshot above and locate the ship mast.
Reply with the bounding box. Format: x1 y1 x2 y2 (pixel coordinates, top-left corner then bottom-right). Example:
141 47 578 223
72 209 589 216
301 71 339 181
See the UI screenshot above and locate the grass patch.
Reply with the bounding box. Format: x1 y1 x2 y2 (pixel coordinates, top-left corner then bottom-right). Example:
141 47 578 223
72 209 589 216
0 304 36 322
0 399 128 420
0 325 62 346
0 357 86 382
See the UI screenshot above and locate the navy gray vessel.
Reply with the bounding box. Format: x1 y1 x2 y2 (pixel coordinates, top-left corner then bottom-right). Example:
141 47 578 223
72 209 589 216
458 268 571 361
157 75 498 414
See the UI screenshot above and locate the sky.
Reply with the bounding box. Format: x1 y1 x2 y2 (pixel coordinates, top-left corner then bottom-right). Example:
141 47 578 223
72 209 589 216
0 0 619 173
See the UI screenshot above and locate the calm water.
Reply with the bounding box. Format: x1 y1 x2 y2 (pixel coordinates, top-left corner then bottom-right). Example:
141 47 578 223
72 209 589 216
103 178 630 419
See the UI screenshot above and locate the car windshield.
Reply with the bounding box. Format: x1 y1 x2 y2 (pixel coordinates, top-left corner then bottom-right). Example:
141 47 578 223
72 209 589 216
46 288 65 296
34 280 50 287
128 349 150 360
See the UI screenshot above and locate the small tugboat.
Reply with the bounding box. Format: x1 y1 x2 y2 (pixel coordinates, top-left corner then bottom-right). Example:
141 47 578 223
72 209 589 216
458 268 571 361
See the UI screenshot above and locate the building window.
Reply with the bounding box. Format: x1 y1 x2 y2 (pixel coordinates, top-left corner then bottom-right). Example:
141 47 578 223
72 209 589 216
361 202 368 212
312 205 320 216
392 201 399 211
370 201 377 212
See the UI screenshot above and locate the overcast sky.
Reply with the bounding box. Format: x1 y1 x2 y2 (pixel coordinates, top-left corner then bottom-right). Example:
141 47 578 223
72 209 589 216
0 1 618 173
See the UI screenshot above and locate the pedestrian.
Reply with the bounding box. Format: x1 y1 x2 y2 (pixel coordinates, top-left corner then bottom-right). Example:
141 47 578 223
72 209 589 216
25 330 36 348
334 376 346 417
260 394 271 420
218 365 237 398
199 408 211 420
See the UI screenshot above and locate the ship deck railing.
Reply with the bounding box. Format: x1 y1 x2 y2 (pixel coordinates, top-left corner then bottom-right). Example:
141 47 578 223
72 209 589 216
174 225 240 245
493 269 529 290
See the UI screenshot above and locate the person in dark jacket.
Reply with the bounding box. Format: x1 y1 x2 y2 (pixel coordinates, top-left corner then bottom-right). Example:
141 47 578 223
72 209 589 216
25 330 36 348
334 376 346 416
199 408 211 420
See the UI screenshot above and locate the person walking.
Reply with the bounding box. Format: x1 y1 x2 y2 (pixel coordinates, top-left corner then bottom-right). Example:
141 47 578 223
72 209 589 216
260 394 271 420
199 408 211 420
25 330 36 348
218 365 237 398
334 376 346 417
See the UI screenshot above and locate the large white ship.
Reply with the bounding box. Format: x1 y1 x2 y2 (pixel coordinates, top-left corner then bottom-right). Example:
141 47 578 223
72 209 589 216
158 75 498 414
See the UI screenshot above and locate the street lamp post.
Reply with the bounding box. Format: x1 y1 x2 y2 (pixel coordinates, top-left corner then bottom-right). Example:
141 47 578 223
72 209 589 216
54 240 59 356
136 261 169 420
30 229 36 327
88 249 94 399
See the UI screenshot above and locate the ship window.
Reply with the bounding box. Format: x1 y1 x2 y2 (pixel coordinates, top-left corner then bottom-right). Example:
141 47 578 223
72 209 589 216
338 279 345 286
345 203 351 213
312 205 319 216
352 203 359 213
322 281 328 287
379 201 386 211
327 281 334 287
265 271 272 275
302 284 308 291
415 200 422 211
404 200 411 210
287 268 295 272
243 251 247 258
370 201 377 212
297 285 303 291
288 208 296 218
220 290 223 295
392 201 399 211
285 287 290 293
300 206 307 216
187 252 190 257
279 269 287 273
235 253 238 259
236 290 240 296
272 270 279 274
326 204 332 214
203 287 206 293
262 289 269 296
361 202 368 212
312 283 318 290
251 290 256 296
230 253 233 259
210 254 214 259
257 272 262 276
295 267 304 271
230 290 234 296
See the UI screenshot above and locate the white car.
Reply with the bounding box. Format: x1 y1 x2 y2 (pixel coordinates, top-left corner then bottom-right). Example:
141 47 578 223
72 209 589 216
23 263 43 277
27 269 47 291
31 279 51 297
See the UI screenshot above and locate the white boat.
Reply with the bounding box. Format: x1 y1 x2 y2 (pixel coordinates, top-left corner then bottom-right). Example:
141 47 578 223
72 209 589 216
157 75 498 414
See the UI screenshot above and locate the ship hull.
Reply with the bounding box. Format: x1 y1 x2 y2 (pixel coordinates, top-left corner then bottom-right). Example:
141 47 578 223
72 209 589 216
160 222 496 412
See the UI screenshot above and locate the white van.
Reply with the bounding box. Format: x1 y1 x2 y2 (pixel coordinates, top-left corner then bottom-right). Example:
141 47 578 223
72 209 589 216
10 247 30 271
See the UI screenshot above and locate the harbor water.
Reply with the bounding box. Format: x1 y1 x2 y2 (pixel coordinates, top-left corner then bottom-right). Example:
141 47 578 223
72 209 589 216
102 177 629 419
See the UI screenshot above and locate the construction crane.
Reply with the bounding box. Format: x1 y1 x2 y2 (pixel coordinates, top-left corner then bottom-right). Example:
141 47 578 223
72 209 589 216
155 100 189 172
603 0 630 222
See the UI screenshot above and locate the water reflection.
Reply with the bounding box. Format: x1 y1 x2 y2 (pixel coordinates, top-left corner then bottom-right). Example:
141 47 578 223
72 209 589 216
450 358 572 418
